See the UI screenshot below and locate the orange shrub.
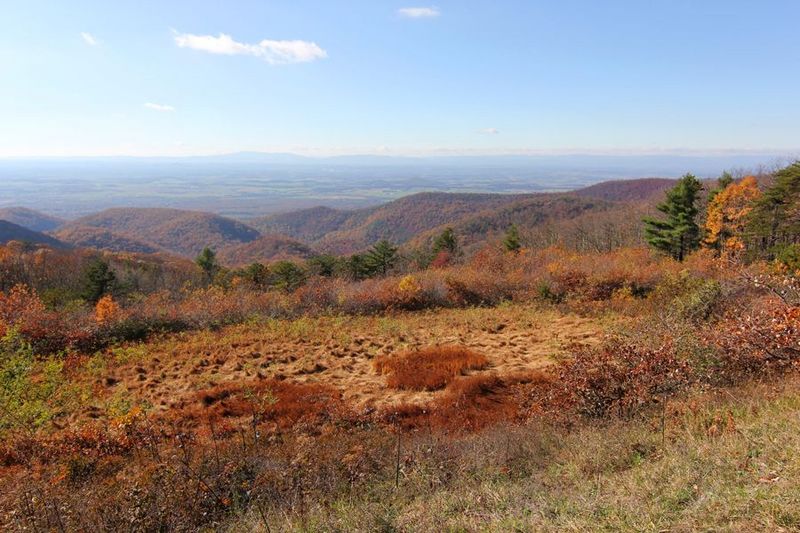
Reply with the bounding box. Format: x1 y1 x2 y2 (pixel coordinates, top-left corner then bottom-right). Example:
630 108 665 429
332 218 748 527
94 294 121 324
374 345 489 391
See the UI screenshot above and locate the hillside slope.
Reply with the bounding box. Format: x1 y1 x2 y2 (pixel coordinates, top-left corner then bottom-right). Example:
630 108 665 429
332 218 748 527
252 179 671 254
61 208 261 257
0 220 67 248
0 207 64 232
408 193 616 251
278 192 541 254
574 178 675 202
52 225 166 254
250 206 375 243
218 234 316 266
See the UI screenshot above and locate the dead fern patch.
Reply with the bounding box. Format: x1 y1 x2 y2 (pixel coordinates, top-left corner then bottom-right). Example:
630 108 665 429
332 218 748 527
373 345 489 391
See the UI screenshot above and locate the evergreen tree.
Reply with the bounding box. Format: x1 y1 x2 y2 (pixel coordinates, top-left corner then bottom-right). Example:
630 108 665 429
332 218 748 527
503 224 522 253
241 262 270 289
195 247 220 283
432 227 458 255
81 258 116 303
270 261 306 292
306 254 339 277
345 253 370 281
748 161 800 258
644 173 703 261
365 239 398 276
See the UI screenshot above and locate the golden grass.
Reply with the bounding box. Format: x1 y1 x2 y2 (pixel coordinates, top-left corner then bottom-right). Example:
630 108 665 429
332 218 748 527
373 345 489 391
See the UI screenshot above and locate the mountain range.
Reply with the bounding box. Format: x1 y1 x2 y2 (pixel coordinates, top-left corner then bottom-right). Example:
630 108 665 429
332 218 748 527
0 178 673 265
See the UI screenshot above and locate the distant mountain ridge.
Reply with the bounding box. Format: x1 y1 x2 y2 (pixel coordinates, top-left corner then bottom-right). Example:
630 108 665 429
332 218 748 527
0 207 65 232
0 220 67 248
59 208 262 258
53 225 167 255
0 177 671 262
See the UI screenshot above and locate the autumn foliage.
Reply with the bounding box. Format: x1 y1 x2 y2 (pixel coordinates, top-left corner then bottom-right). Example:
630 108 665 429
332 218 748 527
704 176 761 254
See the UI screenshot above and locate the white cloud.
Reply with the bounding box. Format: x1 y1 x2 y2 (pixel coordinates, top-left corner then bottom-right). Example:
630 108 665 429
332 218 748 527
172 31 327 65
144 102 175 112
479 128 500 135
397 6 440 18
80 32 98 46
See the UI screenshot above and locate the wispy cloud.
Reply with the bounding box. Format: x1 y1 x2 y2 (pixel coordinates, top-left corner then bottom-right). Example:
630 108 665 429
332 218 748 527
80 32 98 46
144 102 175 112
172 31 327 65
479 128 500 135
397 6 440 18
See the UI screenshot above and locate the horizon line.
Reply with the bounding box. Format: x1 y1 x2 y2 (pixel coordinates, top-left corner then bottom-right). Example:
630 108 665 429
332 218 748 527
1 148 799 161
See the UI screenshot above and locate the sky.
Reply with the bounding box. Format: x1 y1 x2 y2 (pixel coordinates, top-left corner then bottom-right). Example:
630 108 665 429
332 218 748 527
1 0 799 157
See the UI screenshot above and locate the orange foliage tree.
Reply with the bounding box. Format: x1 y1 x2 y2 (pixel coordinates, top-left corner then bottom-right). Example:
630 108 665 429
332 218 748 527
94 294 121 324
704 176 761 255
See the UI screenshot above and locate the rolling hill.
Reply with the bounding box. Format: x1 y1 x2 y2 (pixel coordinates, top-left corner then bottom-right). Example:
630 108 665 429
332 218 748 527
250 179 670 254
218 235 316 266
250 206 375 243
52 225 166 255
0 207 65 232
407 194 617 251
0 220 67 248
254 192 543 254
60 208 261 257
574 178 675 202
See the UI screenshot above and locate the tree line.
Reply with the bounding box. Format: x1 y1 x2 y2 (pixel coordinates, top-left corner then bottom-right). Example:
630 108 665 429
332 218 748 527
643 161 800 268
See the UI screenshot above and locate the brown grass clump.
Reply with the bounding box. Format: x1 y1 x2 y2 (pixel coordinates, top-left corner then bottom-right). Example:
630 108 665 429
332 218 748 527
176 378 343 431
386 370 552 432
373 345 489 391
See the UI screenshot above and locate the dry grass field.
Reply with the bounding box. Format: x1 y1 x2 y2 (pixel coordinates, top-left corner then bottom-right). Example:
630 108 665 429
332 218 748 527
68 304 609 426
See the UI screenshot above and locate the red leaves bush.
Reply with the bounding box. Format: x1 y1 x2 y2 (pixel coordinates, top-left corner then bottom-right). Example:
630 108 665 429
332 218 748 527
710 299 800 379
546 340 692 419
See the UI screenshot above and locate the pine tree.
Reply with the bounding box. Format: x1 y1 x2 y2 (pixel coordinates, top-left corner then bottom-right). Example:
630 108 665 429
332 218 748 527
643 173 703 261
346 253 370 281
365 239 398 276
81 258 116 303
503 224 522 253
270 261 306 292
748 161 800 258
306 254 339 277
432 227 458 255
195 247 220 283
241 262 270 288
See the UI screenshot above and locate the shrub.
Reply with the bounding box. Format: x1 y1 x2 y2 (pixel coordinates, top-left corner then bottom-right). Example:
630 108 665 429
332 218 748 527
95 294 121 324
710 300 800 380
374 346 489 391
548 340 692 419
0 328 65 435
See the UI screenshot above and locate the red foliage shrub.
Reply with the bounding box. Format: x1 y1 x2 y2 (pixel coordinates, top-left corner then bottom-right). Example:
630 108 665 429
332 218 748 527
710 299 800 379
546 340 692 419
0 284 90 352
374 346 489 391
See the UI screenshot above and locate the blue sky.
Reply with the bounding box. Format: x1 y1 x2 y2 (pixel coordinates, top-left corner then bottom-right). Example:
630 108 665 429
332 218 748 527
1 0 799 157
